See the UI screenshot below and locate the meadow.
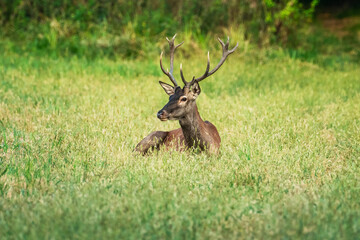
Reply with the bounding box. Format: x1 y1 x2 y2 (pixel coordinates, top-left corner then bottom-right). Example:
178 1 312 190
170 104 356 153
0 38 360 239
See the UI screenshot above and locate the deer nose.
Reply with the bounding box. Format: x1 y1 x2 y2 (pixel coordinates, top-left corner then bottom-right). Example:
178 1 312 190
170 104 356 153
157 110 167 119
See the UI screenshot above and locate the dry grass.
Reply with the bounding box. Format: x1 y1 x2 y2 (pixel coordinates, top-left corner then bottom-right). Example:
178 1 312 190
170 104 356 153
0 48 360 239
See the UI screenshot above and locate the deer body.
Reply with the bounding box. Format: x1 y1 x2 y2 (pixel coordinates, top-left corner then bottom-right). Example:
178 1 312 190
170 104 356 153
135 34 237 154
136 104 221 154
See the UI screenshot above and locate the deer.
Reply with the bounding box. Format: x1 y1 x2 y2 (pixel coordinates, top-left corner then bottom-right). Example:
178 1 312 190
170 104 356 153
135 34 238 154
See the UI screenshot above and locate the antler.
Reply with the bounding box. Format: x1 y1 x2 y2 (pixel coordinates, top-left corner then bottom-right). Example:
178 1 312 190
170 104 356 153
181 36 238 86
159 34 184 87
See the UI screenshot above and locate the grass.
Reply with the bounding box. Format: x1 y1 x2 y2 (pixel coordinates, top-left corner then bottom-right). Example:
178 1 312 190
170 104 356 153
0 41 360 239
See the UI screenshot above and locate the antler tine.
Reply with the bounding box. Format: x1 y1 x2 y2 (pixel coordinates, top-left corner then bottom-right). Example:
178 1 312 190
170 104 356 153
160 51 178 86
168 34 184 77
160 34 184 87
180 63 188 85
191 52 210 83
194 37 238 83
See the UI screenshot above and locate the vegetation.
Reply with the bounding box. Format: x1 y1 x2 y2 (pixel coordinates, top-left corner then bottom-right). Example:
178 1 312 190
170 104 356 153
0 0 320 58
1 0 360 239
0 39 359 238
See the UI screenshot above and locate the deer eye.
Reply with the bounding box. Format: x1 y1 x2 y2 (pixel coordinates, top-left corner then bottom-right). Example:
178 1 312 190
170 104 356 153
180 97 187 102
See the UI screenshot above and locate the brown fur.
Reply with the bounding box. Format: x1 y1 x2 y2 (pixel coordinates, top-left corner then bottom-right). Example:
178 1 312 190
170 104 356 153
135 119 220 155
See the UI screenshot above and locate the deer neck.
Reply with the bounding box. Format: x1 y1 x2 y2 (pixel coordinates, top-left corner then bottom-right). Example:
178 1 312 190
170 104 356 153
179 103 207 149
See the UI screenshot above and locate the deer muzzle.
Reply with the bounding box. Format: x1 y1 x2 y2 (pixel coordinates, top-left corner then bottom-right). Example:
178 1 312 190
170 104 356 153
157 110 168 121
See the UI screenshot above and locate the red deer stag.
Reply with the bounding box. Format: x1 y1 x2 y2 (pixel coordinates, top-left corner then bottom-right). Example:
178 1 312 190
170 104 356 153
135 34 238 154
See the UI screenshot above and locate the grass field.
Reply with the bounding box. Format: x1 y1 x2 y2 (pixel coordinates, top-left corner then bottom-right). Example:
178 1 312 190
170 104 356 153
0 43 360 239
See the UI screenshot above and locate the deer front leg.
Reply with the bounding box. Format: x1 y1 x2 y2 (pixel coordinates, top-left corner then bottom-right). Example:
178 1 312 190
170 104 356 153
135 131 169 155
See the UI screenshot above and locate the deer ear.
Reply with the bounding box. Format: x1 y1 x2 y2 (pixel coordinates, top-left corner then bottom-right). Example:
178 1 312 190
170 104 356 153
191 80 201 99
159 81 175 96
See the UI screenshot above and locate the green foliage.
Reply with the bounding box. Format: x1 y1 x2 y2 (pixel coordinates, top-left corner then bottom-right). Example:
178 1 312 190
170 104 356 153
0 43 360 238
0 0 320 58
263 0 319 44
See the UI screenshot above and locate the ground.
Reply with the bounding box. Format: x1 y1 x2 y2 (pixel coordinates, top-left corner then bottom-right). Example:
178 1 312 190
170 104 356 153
0 42 359 238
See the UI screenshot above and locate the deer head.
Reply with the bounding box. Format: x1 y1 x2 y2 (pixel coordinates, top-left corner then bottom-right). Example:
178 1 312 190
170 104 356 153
157 34 238 121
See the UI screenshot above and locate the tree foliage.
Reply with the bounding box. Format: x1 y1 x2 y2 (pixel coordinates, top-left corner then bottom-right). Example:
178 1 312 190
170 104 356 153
0 0 319 57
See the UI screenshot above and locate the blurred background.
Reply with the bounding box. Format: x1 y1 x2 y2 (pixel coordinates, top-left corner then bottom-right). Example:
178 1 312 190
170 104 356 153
1 0 359 63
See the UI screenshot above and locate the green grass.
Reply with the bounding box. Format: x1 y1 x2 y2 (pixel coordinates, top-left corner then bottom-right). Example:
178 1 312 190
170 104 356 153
0 44 360 239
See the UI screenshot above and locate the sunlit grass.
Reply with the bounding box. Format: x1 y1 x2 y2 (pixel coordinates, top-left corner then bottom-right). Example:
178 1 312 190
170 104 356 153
0 48 359 239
